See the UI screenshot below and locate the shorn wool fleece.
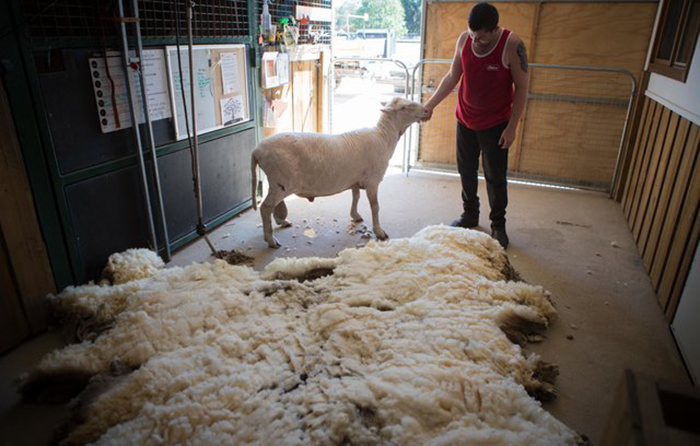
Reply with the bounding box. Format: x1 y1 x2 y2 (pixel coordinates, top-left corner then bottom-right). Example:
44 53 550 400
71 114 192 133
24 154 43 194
23 226 588 445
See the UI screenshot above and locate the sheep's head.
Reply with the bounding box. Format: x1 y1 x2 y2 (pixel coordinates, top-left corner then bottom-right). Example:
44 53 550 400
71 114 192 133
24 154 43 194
380 98 430 124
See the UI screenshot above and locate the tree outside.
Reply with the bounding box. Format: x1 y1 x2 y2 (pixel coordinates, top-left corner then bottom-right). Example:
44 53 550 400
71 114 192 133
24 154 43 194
400 0 421 36
334 0 421 37
357 0 407 36
335 0 363 33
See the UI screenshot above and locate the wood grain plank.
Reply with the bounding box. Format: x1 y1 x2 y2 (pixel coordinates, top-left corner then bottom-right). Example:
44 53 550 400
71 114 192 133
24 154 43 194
632 107 671 242
0 232 31 353
533 3 655 82
657 126 700 309
643 118 691 270
613 71 650 202
511 2 539 172
628 102 663 227
638 113 680 256
650 124 700 291
0 81 55 333
665 213 700 321
622 97 651 213
518 100 627 184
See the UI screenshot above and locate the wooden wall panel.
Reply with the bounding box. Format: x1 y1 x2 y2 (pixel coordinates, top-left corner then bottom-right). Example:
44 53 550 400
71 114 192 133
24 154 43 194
293 60 318 133
622 97 652 214
642 119 691 270
518 100 628 184
649 124 699 290
418 1 656 189
631 108 671 235
533 3 656 80
636 113 680 252
621 96 700 320
628 103 663 222
423 2 537 61
0 80 55 341
263 59 320 138
0 235 31 353
418 92 458 165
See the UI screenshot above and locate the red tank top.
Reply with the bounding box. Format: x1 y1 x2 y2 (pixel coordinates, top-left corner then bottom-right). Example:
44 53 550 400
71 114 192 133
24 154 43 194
456 28 514 131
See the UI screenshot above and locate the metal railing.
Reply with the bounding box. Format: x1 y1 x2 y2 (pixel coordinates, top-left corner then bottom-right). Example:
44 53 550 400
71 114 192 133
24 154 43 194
331 57 412 167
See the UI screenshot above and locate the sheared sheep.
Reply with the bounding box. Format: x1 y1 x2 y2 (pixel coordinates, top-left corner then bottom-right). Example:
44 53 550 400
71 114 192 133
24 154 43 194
251 97 429 248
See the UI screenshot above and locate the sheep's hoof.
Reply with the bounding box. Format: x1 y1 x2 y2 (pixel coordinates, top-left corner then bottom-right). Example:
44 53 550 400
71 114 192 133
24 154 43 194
375 230 389 241
266 237 282 249
351 214 364 223
278 220 292 228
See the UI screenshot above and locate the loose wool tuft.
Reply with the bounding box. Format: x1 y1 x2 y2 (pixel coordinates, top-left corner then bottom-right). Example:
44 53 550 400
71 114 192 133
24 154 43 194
101 248 164 285
24 226 586 445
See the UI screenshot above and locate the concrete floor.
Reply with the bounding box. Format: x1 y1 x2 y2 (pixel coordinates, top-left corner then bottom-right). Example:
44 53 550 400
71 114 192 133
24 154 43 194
0 169 689 445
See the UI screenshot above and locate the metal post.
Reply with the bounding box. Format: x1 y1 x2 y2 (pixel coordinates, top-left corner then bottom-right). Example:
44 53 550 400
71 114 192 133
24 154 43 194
187 1 218 256
611 74 637 199
117 0 158 252
408 59 452 176
331 57 410 169
131 0 171 261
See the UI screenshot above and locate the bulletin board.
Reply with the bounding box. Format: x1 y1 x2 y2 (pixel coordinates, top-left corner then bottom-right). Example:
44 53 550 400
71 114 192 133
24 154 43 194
165 44 251 141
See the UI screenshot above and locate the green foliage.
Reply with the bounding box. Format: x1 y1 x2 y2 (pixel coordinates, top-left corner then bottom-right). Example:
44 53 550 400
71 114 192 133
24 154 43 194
357 0 408 36
400 0 421 35
335 1 363 33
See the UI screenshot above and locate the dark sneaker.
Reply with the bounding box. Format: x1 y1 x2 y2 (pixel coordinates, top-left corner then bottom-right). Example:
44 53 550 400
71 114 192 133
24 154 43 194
491 227 509 249
450 214 479 228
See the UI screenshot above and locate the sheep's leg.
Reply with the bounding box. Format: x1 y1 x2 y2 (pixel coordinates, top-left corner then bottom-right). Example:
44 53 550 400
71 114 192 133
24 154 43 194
366 184 388 240
350 187 363 222
273 200 292 227
261 186 287 248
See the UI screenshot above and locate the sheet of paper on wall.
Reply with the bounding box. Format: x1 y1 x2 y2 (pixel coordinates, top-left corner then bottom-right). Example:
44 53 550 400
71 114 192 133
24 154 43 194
277 52 290 85
169 48 217 139
89 49 172 134
140 50 172 121
220 95 245 126
262 51 279 89
220 52 240 94
263 100 276 127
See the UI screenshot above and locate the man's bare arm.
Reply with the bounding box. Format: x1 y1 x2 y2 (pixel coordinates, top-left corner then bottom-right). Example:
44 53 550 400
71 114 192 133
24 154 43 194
423 32 467 119
499 35 530 148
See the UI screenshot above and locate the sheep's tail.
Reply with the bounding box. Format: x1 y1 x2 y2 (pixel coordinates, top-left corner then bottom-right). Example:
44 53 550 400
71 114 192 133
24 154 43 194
251 152 258 211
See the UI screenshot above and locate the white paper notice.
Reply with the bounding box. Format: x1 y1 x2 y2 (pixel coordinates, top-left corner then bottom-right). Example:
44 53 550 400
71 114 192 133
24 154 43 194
220 52 239 94
221 95 244 125
277 52 290 85
169 48 217 139
262 51 279 89
89 49 172 133
141 50 172 121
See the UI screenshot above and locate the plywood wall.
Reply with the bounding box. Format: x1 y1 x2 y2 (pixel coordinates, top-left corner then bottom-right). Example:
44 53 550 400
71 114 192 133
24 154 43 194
293 60 319 133
0 80 55 352
622 96 700 320
419 1 657 189
263 59 321 138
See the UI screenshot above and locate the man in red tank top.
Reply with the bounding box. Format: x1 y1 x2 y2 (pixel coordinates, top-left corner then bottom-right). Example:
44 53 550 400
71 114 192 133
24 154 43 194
423 3 530 249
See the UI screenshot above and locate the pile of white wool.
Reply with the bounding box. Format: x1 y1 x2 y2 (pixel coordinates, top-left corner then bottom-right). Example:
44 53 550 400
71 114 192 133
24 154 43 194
23 226 588 446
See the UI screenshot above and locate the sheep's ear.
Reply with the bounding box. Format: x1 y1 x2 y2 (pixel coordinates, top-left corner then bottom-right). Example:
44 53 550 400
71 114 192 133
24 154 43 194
380 101 387 107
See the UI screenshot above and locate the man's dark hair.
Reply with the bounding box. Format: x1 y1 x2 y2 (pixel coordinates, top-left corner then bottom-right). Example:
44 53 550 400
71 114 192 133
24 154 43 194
468 3 499 32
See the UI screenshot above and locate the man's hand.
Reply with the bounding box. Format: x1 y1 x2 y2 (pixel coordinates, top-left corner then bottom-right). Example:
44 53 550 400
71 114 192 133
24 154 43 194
499 125 516 148
421 106 434 122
